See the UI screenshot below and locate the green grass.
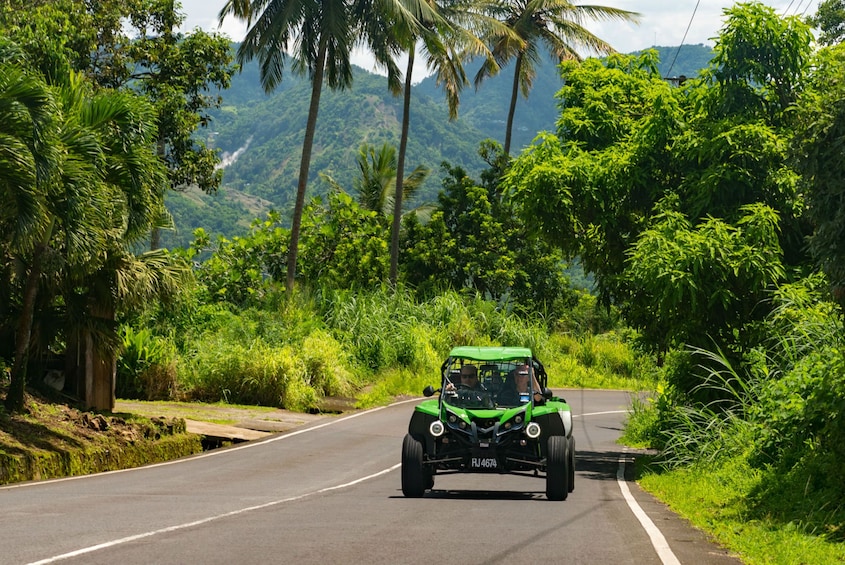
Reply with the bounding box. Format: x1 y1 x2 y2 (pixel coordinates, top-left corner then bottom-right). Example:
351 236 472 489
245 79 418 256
636 457 845 565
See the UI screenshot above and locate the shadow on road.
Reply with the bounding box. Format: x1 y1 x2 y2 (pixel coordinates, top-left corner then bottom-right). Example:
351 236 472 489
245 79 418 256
421 489 542 501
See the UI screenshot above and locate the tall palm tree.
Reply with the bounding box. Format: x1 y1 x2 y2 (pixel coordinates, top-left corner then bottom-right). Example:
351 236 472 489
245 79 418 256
388 0 510 284
475 0 639 155
321 143 430 217
0 62 59 412
220 0 423 294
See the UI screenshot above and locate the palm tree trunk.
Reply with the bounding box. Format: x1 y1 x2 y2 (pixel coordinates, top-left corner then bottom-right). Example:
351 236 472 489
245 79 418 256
504 54 523 156
150 137 167 250
390 49 416 285
5 238 48 412
286 39 328 294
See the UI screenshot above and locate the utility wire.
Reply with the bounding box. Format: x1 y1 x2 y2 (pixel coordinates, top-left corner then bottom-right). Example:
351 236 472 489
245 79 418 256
801 0 816 16
666 0 701 78
783 0 798 15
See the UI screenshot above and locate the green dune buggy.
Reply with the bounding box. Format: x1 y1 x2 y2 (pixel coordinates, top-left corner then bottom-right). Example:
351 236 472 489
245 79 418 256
401 346 575 500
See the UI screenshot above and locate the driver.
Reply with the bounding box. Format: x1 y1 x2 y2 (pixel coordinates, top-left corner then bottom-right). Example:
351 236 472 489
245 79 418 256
446 364 482 391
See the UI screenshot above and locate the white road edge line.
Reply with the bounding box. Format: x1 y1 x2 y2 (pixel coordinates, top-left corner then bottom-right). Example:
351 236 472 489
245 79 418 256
577 409 680 563
617 448 681 565
26 463 402 565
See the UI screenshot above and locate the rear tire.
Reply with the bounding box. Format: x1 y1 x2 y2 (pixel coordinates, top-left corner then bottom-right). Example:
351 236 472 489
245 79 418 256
401 434 426 497
568 436 575 493
546 435 570 501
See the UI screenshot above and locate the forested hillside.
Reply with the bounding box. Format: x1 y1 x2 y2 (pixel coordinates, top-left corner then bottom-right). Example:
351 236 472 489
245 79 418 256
163 44 713 248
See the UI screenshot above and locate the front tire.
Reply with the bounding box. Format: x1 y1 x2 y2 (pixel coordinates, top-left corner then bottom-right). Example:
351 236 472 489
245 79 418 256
546 435 570 501
567 436 575 493
401 434 426 497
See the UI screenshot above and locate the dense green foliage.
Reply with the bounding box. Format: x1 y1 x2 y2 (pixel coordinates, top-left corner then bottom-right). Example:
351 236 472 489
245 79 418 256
2 1 845 559
505 6 815 368
552 4 845 555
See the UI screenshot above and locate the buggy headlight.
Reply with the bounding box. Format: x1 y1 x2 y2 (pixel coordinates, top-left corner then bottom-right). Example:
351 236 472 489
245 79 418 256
525 421 541 439
429 421 445 437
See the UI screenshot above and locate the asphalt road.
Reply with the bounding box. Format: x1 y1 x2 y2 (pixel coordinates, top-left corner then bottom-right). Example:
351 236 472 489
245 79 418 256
0 390 742 565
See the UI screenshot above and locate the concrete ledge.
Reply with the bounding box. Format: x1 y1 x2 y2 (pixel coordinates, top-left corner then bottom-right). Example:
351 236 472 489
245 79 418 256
185 419 271 442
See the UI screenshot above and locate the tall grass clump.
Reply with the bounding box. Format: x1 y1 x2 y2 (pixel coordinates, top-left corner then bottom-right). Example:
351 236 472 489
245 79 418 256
178 335 318 411
320 286 422 370
742 280 845 541
300 329 360 397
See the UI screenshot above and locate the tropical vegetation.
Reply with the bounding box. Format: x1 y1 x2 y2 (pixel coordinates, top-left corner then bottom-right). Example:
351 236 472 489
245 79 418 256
2 1 845 563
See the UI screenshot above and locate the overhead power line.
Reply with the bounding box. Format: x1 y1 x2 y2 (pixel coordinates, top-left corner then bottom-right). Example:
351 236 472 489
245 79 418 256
665 0 702 78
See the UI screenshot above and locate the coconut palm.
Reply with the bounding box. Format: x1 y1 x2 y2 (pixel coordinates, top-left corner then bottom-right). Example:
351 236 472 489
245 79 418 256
321 143 430 217
387 0 512 284
476 0 639 155
219 0 425 294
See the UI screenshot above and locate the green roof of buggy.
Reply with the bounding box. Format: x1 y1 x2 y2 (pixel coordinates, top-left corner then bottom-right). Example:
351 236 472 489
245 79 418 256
448 346 533 362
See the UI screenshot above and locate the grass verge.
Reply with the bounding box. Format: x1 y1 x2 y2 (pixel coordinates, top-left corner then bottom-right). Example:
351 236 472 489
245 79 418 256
635 456 845 564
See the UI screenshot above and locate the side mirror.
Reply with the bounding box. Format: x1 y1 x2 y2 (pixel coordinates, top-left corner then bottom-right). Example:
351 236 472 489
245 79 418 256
423 385 436 397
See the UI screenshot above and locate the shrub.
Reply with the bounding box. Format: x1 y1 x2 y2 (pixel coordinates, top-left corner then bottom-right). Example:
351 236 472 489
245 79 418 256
116 327 177 400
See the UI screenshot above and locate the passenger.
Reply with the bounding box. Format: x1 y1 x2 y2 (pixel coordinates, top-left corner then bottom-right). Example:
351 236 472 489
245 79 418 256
499 364 543 405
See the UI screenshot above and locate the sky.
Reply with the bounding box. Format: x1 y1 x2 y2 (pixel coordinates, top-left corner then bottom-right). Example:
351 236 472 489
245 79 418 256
178 0 821 80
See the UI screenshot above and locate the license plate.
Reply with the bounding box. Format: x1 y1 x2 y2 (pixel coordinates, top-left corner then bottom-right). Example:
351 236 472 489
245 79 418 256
470 457 498 469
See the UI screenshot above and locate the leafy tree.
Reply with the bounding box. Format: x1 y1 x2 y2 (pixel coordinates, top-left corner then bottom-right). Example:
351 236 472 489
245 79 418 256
624 200 784 357
298 192 391 289
504 51 676 302
402 143 573 317
701 2 813 122
475 0 638 155
809 0 845 46
220 0 417 294
124 2 236 247
793 43 845 308
504 3 813 361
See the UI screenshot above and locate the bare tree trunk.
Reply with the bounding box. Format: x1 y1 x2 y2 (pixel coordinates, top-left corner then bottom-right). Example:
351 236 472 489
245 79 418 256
286 40 328 294
504 54 523 156
390 49 415 285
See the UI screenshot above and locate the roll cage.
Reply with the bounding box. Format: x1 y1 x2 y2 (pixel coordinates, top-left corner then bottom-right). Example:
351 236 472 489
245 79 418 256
438 346 549 409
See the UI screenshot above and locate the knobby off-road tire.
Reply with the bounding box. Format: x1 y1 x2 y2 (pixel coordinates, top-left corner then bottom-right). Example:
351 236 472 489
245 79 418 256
546 435 570 501
568 435 576 493
402 434 426 497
